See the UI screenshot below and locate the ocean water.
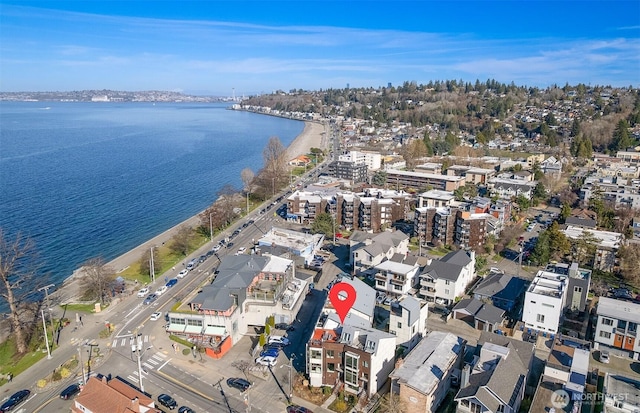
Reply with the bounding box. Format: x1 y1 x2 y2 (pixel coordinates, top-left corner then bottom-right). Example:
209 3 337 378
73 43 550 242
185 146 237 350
0 101 303 291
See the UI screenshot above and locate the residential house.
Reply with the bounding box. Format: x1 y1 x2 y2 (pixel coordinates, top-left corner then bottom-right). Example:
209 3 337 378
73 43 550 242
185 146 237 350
388 296 429 352
562 226 622 272
487 178 537 200
373 259 420 298
167 254 304 358
256 227 325 266
390 332 466 413
594 297 640 360
521 263 591 334
455 333 534 413
350 230 409 272
323 276 377 327
418 249 476 306
473 273 529 312
603 373 640 412
542 335 591 402
452 298 506 332
73 376 161 413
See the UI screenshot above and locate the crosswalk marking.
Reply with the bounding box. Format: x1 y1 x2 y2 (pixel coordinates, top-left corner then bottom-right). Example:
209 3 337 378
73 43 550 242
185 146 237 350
109 335 150 348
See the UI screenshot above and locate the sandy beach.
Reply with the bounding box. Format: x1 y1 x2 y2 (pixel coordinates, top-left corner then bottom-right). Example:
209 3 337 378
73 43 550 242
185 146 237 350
57 120 326 302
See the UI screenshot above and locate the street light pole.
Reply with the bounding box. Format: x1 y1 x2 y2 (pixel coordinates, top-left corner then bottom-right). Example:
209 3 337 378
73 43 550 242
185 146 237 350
41 309 52 359
149 246 155 283
131 334 151 392
210 212 214 241
78 346 86 385
38 284 55 333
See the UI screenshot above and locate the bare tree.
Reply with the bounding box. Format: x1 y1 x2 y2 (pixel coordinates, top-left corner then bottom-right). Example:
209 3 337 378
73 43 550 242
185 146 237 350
80 257 114 305
231 359 252 380
262 136 288 191
379 393 406 413
400 139 427 170
618 244 640 287
0 230 44 354
138 247 160 279
240 168 255 214
170 225 193 256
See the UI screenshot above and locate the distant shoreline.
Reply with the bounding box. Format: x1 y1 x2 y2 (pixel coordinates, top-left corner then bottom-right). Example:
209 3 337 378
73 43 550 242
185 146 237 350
57 119 325 303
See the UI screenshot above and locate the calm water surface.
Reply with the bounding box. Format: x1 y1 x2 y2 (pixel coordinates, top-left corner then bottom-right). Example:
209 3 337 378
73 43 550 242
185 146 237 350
0 101 303 291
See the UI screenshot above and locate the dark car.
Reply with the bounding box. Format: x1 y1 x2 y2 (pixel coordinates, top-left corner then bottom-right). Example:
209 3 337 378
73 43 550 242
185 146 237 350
286 405 313 413
0 389 30 412
262 344 281 353
143 293 158 305
178 407 196 413
275 323 294 331
260 348 279 358
226 377 251 391
158 393 177 410
165 278 178 288
59 383 81 400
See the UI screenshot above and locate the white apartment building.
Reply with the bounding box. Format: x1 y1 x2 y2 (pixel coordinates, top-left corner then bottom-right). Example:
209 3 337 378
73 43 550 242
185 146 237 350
419 250 476 306
522 271 568 333
594 297 640 360
373 260 420 297
338 150 382 171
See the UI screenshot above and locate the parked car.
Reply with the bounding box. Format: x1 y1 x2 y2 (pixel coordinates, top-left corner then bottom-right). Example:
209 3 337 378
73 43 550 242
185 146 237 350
226 377 251 391
260 348 280 358
237 247 246 254
59 383 81 400
158 394 178 410
178 407 195 413
143 294 158 305
255 356 278 367
166 278 178 288
177 269 189 279
600 350 610 363
186 260 196 270
0 389 30 412
275 323 294 331
137 287 150 298
150 312 162 321
287 405 313 413
155 285 168 296
268 336 290 346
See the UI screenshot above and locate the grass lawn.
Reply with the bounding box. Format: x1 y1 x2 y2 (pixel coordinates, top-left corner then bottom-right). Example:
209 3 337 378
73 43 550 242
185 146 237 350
0 336 48 384
62 303 98 313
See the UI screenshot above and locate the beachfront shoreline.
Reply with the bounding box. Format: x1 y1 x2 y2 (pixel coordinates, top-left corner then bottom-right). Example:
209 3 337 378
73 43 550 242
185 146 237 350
57 120 326 301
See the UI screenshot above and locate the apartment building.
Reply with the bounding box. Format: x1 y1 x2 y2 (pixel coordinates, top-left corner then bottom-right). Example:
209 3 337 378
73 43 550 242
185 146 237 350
338 150 382 171
455 211 491 251
256 227 325 265
328 160 368 183
167 255 305 359
417 189 456 208
594 297 640 360
418 250 476 305
388 296 429 352
385 169 466 191
286 190 331 224
487 178 538 200
562 226 622 272
414 206 458 247
373 259 420 298
445 165 496 184
391 332 466 413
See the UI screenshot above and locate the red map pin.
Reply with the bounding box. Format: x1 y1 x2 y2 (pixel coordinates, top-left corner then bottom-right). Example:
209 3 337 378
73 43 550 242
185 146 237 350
328 282 357 324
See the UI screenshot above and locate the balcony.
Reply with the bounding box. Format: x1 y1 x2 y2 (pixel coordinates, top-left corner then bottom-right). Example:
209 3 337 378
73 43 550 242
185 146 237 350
420 278 435 286
374 273 387 282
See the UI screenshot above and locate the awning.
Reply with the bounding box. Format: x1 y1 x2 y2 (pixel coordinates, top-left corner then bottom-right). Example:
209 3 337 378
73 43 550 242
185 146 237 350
204 326 227 336
167 323 186 333
184 325 203 334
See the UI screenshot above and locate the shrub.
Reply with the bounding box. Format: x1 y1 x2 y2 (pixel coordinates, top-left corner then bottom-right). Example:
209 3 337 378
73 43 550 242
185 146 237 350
37 379 47 388
323 386 331 395
52 370 62 381
60 367 71 378
182 348 191 356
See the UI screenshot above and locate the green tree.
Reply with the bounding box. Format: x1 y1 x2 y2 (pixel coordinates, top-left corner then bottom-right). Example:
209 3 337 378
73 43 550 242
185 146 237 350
545 112 557 126
610 119 634 152
515 195 530 211
170 225 193 256
572 231 599 267
618 244 640 287
560 202 572 222
570 118 581 137
310 212 335 237
454 184 479 201
533 183 547 201
530 231 551 265
372 171 387 187
547 222 571 260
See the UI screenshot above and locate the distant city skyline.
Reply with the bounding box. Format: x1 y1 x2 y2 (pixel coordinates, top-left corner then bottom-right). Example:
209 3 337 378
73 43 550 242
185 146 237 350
1 1 639 95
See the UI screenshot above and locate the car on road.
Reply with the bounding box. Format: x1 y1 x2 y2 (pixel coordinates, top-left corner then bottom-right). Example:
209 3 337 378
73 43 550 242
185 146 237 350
177 269 189 279
600 350 610 363
268 335 290 346
255 356 278 367
137 287 150 298
287 405 313 413
212 244 221 253
166 278 178 288
158 394 178 410
275 323 294 331
227 377 251 392
227 242 234 248
186 260 196 270
59 383 81 400
237 247 246 254
155 285 168 296
0 389 30 412
150 312 162 321
260 348 280 358
143 294 158 305
178 407 195 413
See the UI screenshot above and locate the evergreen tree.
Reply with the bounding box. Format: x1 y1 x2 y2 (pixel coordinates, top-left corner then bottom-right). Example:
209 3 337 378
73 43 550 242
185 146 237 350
610 119 634 152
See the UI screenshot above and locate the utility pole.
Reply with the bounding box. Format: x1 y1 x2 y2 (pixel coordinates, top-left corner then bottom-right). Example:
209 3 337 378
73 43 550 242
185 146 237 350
131 334 151 392
38 284 56 333
214 378 233 413
78 346 86 385
41 309 52 359
210 212 214 241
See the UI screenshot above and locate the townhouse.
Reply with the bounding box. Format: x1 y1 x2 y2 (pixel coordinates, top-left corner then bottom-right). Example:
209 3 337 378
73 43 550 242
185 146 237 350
390 332 466 413
388 295 429 352
603 373 640 412
487 177 538 200
594 297 640 360
541 335 591 401
418 249 476 306
350 230 410 272
372 259 421 298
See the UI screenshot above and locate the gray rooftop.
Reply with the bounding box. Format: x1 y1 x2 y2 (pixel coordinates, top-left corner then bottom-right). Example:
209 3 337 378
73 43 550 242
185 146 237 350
421 251 471 282
597 297 640 323
391 331 466 395
398 295 422 326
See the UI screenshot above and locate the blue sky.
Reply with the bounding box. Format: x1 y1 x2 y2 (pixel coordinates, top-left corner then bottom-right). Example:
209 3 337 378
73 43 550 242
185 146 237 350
1 1 639 95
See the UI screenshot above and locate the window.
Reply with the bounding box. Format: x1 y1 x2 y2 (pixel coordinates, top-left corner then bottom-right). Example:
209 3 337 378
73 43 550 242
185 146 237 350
599 331 611 339
345 370 358 386
629 322 637 333
327 363 335 372
412 326 416 334
542 303 554 308
602 318 614 326
497 405 505 413
536 314 545 323
397 322 402 329
362 361 368 368
445 280 450 285
326 350 335 358
618 320 627 330
394 284 403 291
310 350 322 359
444 289 450 295
470 402 482 413
377 280 386 286
574 286 582 293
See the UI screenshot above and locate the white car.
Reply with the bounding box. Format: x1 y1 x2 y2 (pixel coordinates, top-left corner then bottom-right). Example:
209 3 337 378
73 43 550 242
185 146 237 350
237 247 247 254
137 287 150 298
255 356 278 367
155 285 168 296
150 312 162 321
268 336 290 346
177 269 189 279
